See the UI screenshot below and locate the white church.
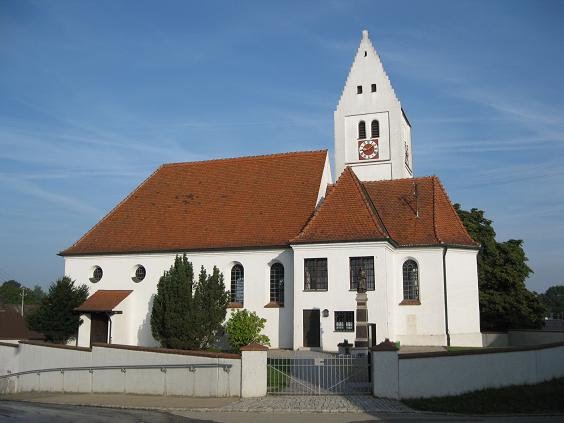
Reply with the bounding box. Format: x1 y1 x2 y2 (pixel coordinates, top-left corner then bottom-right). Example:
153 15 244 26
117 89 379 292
63 31 483 350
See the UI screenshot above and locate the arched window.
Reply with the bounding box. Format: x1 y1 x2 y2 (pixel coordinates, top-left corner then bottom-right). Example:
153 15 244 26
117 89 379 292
402 260 419 300
371 120 380 138
358 121 366 139
230 264 244 305
270 263 284 305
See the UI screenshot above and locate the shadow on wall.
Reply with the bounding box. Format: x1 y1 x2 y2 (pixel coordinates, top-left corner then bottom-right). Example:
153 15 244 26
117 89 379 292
272 251 293 349
137 294 159 347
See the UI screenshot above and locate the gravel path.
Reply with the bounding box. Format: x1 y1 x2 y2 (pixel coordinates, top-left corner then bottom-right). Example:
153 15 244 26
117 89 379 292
220 395 413 413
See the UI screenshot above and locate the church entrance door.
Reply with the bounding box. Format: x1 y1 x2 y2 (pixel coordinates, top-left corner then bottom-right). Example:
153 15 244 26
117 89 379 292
90 313 109 345
303 309 320 348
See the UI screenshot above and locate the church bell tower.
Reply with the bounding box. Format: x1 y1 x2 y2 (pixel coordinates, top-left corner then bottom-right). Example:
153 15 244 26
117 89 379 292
334 30 413 181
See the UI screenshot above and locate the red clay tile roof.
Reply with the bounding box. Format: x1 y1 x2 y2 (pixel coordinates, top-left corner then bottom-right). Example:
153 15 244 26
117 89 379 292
61 151 328 256
0 305 44 340
292 167 388 243
75 290 132 312
294 168 477 248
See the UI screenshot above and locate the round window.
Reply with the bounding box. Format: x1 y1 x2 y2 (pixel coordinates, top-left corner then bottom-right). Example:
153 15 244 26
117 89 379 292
133 265 146 282
90 266 103 283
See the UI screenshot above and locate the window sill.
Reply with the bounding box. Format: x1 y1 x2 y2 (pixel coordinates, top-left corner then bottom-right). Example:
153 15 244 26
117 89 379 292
348 289 375 292
303 289 328 292
399 299 421 306
264 302 284 308
228 302 244 309
334 330 355 333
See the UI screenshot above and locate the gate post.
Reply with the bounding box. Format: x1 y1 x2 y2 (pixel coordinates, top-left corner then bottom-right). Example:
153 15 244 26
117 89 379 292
240 343 268 398
371 339 399 399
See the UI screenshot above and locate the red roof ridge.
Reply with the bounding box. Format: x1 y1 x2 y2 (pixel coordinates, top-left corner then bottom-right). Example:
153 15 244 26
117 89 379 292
431 176 442 244
292 167 387 243
59 166 163 256
161 149 328 168
349 170 390 238
362 175 436 186
291 170 341 243
432 176 479 246
94 289 133 293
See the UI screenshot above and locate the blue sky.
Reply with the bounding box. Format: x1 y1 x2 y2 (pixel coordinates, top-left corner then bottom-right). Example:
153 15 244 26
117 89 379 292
1 0 563 292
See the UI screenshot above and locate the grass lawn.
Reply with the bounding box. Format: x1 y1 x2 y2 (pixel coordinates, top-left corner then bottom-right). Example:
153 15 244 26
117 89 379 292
403 378 564 414
267 359 290 391
446 346 483 352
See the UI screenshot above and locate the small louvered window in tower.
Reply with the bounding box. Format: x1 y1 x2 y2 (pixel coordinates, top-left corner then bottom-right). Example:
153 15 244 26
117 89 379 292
371 120 380 138
358 121 366 139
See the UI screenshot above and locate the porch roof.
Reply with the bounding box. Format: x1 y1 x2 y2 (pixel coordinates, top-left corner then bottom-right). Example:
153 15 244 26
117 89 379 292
75 290 133 313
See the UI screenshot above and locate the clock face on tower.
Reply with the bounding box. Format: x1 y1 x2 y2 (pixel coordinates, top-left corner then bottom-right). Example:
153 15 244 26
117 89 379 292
358 139 379 160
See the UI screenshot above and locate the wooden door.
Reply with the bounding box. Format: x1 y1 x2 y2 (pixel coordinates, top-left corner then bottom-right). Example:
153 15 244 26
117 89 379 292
303 309 320 347
90 313 109 345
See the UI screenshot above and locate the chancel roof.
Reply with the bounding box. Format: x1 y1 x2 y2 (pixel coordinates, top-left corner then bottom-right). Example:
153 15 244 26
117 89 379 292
293 167 477 248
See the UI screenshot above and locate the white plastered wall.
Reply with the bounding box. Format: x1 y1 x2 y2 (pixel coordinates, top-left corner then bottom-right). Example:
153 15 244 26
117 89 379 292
291 242 481 350
393 248 447 346
445 248 482 346
291 242 394 351
66 248 294 349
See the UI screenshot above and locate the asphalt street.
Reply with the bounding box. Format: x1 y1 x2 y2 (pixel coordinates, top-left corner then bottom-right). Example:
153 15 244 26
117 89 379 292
0 401 206 423
1 401 564 423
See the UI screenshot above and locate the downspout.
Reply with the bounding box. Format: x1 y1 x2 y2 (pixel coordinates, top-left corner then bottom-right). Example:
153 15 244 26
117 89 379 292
442 246 451 347
106 312 113 344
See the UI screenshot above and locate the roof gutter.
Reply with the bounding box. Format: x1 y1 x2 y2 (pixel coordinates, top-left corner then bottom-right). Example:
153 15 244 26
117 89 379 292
442 246 451 347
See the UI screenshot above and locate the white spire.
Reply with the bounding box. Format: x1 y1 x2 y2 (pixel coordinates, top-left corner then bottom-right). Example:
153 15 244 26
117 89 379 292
334 30 413 181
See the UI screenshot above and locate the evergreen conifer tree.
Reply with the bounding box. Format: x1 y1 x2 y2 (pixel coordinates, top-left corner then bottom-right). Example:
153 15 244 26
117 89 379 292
151 254 196 349
26 276 89 343
193 266 230 349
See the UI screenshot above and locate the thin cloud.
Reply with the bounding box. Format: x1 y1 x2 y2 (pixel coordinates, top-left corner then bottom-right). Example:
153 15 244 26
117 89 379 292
1 177 101 216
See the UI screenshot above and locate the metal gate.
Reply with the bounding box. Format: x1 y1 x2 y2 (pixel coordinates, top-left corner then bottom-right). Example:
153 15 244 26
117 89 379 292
267 355 371 395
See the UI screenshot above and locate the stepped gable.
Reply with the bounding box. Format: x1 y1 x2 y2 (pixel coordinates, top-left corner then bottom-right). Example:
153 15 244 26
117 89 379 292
61 150 328 255
362 176 478 247
292 167 389 244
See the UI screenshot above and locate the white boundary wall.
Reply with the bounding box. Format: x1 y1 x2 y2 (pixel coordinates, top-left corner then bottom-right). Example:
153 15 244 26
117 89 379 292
0 341 268 397
372 342 564 399
482 330 564 348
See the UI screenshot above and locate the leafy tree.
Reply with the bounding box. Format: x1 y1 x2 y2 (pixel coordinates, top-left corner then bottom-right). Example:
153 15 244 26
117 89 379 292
0 280 24 304
26 276 89 343
539 285 564 315
225 309 270 352
0 280 46 305
455 205 545 331
28 285 47 304
151 254 196 349
192 266 230 349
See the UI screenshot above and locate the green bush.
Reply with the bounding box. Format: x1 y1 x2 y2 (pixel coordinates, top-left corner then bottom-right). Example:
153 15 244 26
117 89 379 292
225 309 270 352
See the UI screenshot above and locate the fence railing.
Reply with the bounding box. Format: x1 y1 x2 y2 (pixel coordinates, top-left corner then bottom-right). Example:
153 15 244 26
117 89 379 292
546 312 564 321
0 363 232 380
267 355 370 395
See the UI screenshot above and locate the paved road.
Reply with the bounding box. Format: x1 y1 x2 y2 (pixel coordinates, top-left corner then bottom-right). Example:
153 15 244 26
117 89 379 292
1 401 563 423
0 401 208 423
